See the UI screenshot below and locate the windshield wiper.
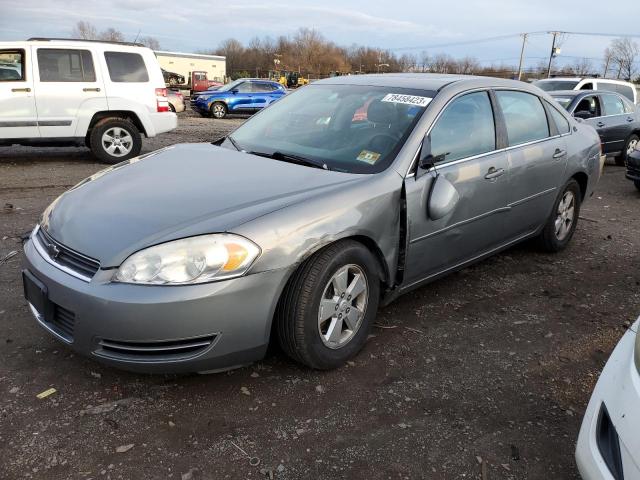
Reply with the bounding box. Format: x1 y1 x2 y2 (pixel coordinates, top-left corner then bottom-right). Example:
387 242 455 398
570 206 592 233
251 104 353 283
248 150 330 170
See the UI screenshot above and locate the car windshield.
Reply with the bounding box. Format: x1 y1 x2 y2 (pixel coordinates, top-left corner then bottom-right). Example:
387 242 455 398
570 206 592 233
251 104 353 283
225 84 433 174
551 96 574 110
533 80 579 91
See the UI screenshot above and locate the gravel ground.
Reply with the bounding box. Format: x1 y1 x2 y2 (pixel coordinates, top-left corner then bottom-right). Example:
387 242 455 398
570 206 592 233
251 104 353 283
1 110 639 480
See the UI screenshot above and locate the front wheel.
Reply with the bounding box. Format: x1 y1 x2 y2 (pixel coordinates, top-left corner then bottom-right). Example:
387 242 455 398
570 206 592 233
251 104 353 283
276 240 380 369
616 134 639 166
210 102 227 119
89 117 142 164
538 179 581 252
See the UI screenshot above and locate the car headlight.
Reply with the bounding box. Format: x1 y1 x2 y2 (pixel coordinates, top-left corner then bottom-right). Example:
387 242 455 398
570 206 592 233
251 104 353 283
113 234 260 285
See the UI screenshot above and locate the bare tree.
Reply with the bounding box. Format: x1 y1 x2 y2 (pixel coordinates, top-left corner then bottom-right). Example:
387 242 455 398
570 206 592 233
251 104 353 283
99 28 125 43
572 57 593 76
72 21 97 40
610 37 639 80
139 36 160 50
602 47 614 78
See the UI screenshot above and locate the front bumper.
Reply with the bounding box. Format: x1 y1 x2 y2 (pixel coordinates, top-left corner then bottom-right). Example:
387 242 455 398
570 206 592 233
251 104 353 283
22 237 290 373
626 151 640 182
576 320 640 479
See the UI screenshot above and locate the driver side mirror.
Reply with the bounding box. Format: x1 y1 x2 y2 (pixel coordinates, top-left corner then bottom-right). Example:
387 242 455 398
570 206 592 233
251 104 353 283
231 89 239 94
574 110 594 120
417 135 445 176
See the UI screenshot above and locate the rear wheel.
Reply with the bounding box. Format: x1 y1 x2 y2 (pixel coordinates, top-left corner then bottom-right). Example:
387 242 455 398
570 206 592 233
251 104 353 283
211 102 227 119
538 179 581 252
616 134 639 166
169 103 176 113
89 117 142 164
276 240 380 369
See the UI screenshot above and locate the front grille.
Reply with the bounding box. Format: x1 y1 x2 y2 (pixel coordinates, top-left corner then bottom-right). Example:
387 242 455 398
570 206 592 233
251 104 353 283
95 335 217 362
35 226 100 280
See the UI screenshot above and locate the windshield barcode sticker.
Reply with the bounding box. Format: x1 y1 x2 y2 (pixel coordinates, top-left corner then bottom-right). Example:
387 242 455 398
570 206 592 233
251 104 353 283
381 94 432 107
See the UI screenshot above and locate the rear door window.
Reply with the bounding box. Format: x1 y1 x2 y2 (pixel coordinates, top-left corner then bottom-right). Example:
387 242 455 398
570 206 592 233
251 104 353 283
615 84 635 102
104 52 148 82
546 102 571 134
37 49 95 82
0 49 25 81
597 82 617 94
430 91 496 163
495 90 549 146
601 94 625 116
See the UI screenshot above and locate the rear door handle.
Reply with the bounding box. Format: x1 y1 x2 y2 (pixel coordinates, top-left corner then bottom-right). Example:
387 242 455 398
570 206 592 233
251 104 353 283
553 148 567 159
596 121 605 127
83 87 101 92
484 167 505 180
11 88 31 93
627 117 635 123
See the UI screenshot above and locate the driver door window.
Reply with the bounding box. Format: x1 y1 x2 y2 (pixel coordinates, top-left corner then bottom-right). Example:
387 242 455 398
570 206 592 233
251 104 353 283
430 91 496 163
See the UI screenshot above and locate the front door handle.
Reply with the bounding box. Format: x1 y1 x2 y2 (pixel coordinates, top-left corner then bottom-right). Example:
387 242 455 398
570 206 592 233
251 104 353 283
553 148 567 159
83 87 101 92
484 167 505 180
596 121 605 127
11 88 31 93
627 117 635 123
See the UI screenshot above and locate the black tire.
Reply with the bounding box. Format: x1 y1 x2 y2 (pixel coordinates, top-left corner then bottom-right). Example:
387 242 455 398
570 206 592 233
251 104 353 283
538 179 581 252
169 103 176 113
210 102 227 119
276 240 381 370
89 117 142 164
616 134 639 166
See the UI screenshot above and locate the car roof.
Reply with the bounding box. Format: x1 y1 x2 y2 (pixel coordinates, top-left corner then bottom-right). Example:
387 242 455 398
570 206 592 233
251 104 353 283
537 76 635 87
313 73 546 95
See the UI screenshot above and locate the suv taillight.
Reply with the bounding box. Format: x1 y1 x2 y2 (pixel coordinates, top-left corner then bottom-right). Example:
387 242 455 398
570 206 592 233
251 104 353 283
156 88 169 112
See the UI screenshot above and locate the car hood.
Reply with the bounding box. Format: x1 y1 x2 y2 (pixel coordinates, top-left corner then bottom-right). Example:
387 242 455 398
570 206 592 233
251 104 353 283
41 143 363 267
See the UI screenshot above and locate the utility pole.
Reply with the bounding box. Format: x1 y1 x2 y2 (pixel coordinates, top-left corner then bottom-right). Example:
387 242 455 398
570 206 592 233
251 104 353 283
546 31 560 78
517 33 528 81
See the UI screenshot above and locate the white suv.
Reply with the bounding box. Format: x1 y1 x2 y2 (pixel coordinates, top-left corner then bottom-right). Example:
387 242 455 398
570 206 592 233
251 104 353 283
534 77 638 104
0 38 177 164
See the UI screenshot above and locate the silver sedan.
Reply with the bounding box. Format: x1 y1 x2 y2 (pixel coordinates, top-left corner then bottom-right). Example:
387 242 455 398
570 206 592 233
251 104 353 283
22 74 603 373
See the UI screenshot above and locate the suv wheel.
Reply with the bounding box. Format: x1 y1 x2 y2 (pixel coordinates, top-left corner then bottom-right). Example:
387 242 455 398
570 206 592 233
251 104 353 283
211 102 227 119
538 179 581 252
616 134 639 166
89 117 142 164
276 240 380 370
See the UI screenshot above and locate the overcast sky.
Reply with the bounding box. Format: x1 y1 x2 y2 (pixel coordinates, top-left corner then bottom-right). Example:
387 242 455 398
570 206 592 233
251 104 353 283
1 0 637 69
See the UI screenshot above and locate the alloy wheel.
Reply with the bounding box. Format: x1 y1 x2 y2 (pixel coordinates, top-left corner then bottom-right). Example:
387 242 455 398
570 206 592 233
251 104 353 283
101 127 133 157
627 138 638 156
554 190 575 241
317 264 368 349
212 104 226 119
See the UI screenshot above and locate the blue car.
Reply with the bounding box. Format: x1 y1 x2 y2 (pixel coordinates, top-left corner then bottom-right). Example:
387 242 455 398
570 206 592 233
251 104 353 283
190 79 286 119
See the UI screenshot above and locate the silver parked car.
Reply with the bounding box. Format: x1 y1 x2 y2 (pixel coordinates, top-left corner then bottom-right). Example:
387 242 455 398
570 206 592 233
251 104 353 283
22 74 603 373
167 89 186 113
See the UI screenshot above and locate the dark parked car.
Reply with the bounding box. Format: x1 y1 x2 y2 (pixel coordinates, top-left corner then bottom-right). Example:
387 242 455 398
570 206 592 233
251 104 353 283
551 90 639 165
626 143 640 191
162 68 185 86
190 78 286 119
22 74 602 373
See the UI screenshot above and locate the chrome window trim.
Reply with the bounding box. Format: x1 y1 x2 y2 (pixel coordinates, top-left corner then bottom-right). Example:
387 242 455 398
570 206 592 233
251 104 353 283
405 87 570 177
31 225 93 282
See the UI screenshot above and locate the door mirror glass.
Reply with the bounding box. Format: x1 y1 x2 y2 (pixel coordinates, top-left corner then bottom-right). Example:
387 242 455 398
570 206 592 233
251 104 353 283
574 110 593 119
